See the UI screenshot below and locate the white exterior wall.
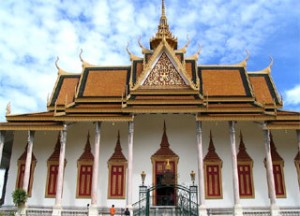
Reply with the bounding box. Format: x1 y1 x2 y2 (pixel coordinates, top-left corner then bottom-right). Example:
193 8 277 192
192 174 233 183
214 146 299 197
4 114 300 208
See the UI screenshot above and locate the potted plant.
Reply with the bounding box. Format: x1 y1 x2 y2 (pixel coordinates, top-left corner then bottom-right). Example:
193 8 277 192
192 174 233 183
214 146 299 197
12 188 27 208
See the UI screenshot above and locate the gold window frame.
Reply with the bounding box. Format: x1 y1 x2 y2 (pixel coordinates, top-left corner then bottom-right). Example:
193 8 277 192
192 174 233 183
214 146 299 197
15 160 36 197
295 157 300 189
272 161 286 198
107 161 127 199
76 161 93 198
237 161 255 198
204 161 223 199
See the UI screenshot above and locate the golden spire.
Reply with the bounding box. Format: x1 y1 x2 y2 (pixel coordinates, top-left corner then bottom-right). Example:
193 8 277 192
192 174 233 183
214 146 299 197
150 0 177 50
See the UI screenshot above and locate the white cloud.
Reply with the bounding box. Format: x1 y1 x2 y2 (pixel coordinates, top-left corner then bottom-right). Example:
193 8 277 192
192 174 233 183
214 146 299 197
0 0 299 121
284 85 300 106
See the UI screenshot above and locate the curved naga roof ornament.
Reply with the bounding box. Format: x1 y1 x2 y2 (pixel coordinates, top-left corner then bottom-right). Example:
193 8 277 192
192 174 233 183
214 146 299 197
126 43 141 61
186 44 202 60
79 49 96 68
176 35 191 53
236 50 250 67
6 102 11 116
138 37 151 54
249 56 274 74
55 57 74 75
263 56 273 73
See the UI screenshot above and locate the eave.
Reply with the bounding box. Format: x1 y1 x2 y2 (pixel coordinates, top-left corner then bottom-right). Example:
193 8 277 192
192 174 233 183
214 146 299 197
196 114 276 121
204 96 255 102
74 98 123 103
54 114 133 122
6 112 56 122
130 89 200 95
122 106 204 113
264 121 300 130
126 99 203 105
0 122 64 131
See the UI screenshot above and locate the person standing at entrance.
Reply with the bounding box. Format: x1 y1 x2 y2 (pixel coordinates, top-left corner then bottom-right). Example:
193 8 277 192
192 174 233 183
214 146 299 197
124 208 130 215
110 204 116 216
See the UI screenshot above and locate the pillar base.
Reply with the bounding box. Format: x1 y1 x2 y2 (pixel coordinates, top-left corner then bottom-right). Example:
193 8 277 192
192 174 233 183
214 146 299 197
233 204 243 216
198 205 208 216
88 205 98 216
52 205 62 216
15 206 27 216
270 204 280 216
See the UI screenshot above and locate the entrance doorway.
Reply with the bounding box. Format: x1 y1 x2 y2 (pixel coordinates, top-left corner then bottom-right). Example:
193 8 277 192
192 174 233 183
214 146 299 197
155 160 176 206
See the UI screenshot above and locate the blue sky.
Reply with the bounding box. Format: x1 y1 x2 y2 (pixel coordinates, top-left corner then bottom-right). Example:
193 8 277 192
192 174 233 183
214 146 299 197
0 0 299 121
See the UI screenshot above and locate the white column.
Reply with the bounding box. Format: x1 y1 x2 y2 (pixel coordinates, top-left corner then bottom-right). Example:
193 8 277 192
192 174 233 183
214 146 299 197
263 128 279 215
53 124 67 216
0 131 4 166
228 121 242 216
195 121 207 216
297 130 300 155
297 129 300 192
89 122 101 216
127 122 134 207
23 130 35 193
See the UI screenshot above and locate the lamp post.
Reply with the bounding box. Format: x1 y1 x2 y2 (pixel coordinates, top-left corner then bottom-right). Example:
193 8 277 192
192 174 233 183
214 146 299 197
190 170 195 186
141 171 146 186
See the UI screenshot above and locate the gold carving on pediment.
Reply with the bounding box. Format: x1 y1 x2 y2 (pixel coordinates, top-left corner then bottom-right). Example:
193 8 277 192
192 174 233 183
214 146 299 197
143 52 186 87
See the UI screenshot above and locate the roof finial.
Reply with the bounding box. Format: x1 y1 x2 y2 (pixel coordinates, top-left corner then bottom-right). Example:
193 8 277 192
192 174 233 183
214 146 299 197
162 0 166 17
150 0 177 49
163 120 166 132
6 102 11 115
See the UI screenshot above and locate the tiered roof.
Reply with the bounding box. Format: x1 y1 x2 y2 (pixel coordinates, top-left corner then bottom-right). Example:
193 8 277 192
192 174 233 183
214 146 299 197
0 0 299 131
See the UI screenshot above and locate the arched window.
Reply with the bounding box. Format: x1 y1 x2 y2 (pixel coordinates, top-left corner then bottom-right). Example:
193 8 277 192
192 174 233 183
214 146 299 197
295 151 300 189
265 133 286 198
16 144 37 197
204 131 223 199
237 132 254 198
108 131 127 199
76 133 94 198
45 134 66 198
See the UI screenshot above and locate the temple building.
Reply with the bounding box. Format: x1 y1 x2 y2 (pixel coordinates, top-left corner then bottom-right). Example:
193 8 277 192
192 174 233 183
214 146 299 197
0 1 299 216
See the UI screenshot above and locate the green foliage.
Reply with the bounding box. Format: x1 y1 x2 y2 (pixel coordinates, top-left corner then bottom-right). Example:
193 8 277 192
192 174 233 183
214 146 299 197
12 188 28 207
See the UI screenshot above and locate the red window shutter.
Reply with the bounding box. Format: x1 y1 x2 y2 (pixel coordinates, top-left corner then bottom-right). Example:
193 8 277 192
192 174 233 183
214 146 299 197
238 164 253 197
273 164 285 196
110 165 124 197
79 165 93 196
48 164 59 195
206 165 221 197
17 164 25 189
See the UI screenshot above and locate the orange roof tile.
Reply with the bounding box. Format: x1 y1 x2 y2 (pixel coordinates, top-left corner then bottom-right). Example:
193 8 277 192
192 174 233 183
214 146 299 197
56 77 79 105
249 76 274 104
176 53 183 62
82 69 128 97
185 61 193 79
201 69 248 96
135 61 144 81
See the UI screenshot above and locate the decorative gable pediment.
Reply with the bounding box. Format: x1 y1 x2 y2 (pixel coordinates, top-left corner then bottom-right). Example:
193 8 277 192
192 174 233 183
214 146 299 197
143 52 186 87
131 41 198 91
